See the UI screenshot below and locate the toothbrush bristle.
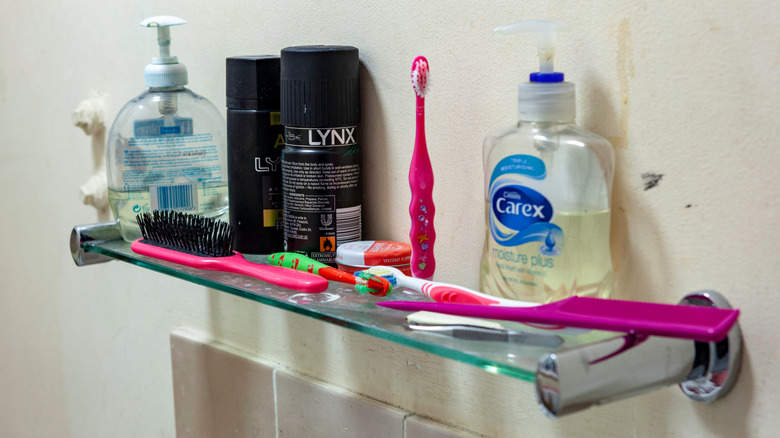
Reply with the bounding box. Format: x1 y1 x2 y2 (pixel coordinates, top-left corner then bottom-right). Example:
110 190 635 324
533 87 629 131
355 271 393 296
411 57 429 97
367 274 392 296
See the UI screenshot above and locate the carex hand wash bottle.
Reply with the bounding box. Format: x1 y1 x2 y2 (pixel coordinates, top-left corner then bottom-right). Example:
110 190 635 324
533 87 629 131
106 16 228 242
480 20 615 303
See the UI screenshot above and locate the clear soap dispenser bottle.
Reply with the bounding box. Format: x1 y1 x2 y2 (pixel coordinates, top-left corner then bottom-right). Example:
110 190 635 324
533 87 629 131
106 16 228 242
480 21 615 303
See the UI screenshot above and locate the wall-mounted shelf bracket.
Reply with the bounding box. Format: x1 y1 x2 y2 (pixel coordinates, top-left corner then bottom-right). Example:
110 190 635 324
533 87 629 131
535 290 742 417
70 221 120 266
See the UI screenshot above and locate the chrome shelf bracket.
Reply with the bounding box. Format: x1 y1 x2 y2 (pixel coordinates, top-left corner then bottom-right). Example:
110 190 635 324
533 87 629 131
535 290 743 417
70 221 121 266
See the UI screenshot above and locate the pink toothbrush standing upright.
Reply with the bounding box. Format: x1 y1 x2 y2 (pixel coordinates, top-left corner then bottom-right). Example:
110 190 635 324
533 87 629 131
409 56 435 280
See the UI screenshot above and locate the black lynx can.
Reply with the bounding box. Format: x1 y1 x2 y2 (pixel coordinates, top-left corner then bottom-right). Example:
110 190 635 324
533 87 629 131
280 46 362 265
226 56 285 254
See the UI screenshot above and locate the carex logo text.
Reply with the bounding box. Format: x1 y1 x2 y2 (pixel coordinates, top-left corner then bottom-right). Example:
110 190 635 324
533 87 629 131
491 185 553 232
495 190 547 219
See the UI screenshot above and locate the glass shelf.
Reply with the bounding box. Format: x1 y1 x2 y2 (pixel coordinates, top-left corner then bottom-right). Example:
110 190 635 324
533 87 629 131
81 238 619 382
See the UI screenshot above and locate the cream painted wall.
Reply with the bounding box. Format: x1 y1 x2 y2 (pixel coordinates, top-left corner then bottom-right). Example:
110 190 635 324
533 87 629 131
1 0 778 437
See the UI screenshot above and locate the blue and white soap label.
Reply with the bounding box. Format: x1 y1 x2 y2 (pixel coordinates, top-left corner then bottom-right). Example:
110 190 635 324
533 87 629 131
489 183 565 256
488 155 564 256
489 154 547 187
489 184 564 255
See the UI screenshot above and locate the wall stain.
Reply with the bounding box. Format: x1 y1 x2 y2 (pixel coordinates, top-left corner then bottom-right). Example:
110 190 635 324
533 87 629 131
607 18 635 149
641 172 664 190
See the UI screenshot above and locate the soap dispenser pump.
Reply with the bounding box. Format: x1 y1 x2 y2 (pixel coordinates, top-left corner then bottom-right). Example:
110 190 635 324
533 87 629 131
495 20 575 123
106 16 228 242
480 20 615 303
140 16 188 89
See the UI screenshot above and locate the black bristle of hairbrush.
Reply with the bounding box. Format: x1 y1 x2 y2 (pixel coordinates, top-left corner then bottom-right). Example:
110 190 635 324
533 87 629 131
135 211 235 257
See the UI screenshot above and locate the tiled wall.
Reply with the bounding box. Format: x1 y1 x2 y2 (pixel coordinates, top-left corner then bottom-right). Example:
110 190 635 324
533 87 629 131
171 329 482 438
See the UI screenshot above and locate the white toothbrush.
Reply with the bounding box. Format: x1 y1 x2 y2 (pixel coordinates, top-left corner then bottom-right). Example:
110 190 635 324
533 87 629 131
365 266 536 307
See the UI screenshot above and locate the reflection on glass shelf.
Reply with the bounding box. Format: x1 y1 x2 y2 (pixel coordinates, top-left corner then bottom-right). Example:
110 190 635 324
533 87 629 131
83 239 619 382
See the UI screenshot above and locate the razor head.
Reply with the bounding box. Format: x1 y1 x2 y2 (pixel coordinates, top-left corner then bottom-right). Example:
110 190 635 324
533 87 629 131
405 322 564 347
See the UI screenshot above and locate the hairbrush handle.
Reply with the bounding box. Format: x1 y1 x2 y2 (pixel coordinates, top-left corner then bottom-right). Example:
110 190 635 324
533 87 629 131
131 240 328 293
222 257 328 293
409 99 436 280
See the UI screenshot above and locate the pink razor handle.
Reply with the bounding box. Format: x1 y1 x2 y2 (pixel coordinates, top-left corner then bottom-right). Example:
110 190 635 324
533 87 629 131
378 298 740 342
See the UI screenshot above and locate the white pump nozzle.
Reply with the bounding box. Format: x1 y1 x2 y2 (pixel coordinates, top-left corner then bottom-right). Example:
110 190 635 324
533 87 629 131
140 16 188 88
140 16 186 62
494 20 567 77
494 20 575 122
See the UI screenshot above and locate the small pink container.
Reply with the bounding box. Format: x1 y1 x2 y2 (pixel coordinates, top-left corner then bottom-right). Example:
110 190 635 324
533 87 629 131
336 241 412 276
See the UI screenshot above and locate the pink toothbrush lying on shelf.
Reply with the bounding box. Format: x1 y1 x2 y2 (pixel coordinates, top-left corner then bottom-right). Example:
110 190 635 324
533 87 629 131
409 56 436 280
377 298 740 342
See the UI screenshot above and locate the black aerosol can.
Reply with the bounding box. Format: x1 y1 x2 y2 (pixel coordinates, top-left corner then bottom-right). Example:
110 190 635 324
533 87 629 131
226 56 285 253
280 46 362 265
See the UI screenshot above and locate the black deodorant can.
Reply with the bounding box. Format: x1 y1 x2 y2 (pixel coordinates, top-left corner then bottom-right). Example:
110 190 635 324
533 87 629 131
226 56 285 254
280 46 362 265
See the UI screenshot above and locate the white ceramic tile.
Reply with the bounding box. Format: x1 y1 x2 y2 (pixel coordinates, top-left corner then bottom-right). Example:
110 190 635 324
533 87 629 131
406 416 483 438
276 369 407 438
170 330 276 438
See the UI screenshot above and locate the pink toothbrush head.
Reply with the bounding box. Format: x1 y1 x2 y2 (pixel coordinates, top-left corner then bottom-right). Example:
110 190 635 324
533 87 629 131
409 56 436 280
411 56 429 98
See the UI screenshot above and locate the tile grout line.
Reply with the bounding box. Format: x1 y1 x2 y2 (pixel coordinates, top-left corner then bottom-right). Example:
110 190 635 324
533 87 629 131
273 367 279 438
403 413 414 438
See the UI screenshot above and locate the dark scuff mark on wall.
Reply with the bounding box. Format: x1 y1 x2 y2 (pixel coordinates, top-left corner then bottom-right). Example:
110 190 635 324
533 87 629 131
641 172 663 190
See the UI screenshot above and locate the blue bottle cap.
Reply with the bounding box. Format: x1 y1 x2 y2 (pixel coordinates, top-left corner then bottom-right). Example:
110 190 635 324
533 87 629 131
530 72 564 83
